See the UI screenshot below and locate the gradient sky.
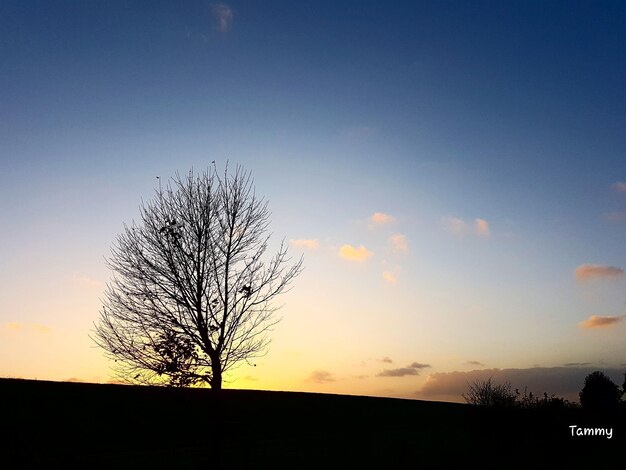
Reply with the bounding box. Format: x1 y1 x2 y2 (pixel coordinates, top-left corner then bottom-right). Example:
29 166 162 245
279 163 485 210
2 1 626 402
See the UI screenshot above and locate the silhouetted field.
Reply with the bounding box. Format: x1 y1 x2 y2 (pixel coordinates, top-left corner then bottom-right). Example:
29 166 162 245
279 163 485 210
1 378 622 469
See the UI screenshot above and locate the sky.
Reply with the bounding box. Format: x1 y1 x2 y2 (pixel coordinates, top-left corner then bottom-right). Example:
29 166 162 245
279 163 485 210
1 0 626 402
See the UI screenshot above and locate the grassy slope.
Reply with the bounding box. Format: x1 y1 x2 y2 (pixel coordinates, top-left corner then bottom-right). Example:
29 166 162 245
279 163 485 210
1 378 622 469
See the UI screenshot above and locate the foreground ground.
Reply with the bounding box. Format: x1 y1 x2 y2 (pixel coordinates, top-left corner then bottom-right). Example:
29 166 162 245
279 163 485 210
1 378 622 469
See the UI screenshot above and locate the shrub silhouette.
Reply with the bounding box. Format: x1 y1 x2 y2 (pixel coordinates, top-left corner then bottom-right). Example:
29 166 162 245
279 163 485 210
464 380 574 409
463 377 516 407
579 371 623 412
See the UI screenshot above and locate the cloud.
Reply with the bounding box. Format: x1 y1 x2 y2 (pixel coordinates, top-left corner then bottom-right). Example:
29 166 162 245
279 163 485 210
605 212 626 222
3 322 22 331
305 370 335 384
382 271 397 284
575 264 624 281
416 367 625 403
242 375 259 381
339 244 372 262
563 362 591 367
442 217 491 238
465 361 485 367
31 324 51 333
474 218 490 237
389 234 408 254
2 322 50 334
290 239 319 250
441 217 467 236
369 212 394 226
612 181 626 193
211 3 234 33
377 362 431 377
578 314 625 329
380 357 393 364
377 368 420 377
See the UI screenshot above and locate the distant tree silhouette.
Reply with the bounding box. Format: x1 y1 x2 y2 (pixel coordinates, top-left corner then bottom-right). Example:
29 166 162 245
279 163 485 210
463 377 516 407
93 164 303 389
579 371 623 412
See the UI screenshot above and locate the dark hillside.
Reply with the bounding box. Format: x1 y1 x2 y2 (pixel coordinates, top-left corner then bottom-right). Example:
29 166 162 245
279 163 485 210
1 379 622 469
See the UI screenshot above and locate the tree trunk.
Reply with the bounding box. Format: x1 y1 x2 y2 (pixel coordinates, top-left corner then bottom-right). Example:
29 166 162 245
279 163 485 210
210 357 222 390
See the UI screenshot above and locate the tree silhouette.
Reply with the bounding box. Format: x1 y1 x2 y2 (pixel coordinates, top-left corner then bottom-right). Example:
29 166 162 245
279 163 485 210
462 377 517 407
93 164 303 389
579 371 623 412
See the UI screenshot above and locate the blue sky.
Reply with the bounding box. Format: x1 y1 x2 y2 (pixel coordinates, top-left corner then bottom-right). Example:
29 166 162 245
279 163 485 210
1 1 625 401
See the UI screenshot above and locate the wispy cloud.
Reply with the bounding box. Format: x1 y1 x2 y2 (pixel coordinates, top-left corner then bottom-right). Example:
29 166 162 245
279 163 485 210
612 181 626 193
1 322 51 334
389 234 408 254
442 216 491 238
3 322 22 331
31 324 51 333
377 362 431 377
578 314 625 329
339 244 372 262
305 370 335 384
290 239 319 250
605 212 626 222
382 271 397 284
380 357 393 364
562 362 591 367
575 264 624 281
465 360 485 367
369 212 395 226
474 218 490 237
211 3 234 33
441 217 467 236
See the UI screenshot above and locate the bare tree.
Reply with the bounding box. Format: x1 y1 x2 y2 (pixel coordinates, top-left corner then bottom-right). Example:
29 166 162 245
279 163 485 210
93 164 303 389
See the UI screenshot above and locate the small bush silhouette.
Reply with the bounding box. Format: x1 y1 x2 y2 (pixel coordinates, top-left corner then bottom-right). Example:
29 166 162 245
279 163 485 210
579 371 623 412
463 377 517 407
464 380 574 409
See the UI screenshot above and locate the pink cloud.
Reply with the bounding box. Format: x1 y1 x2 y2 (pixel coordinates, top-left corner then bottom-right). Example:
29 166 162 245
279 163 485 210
575 264 624 281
